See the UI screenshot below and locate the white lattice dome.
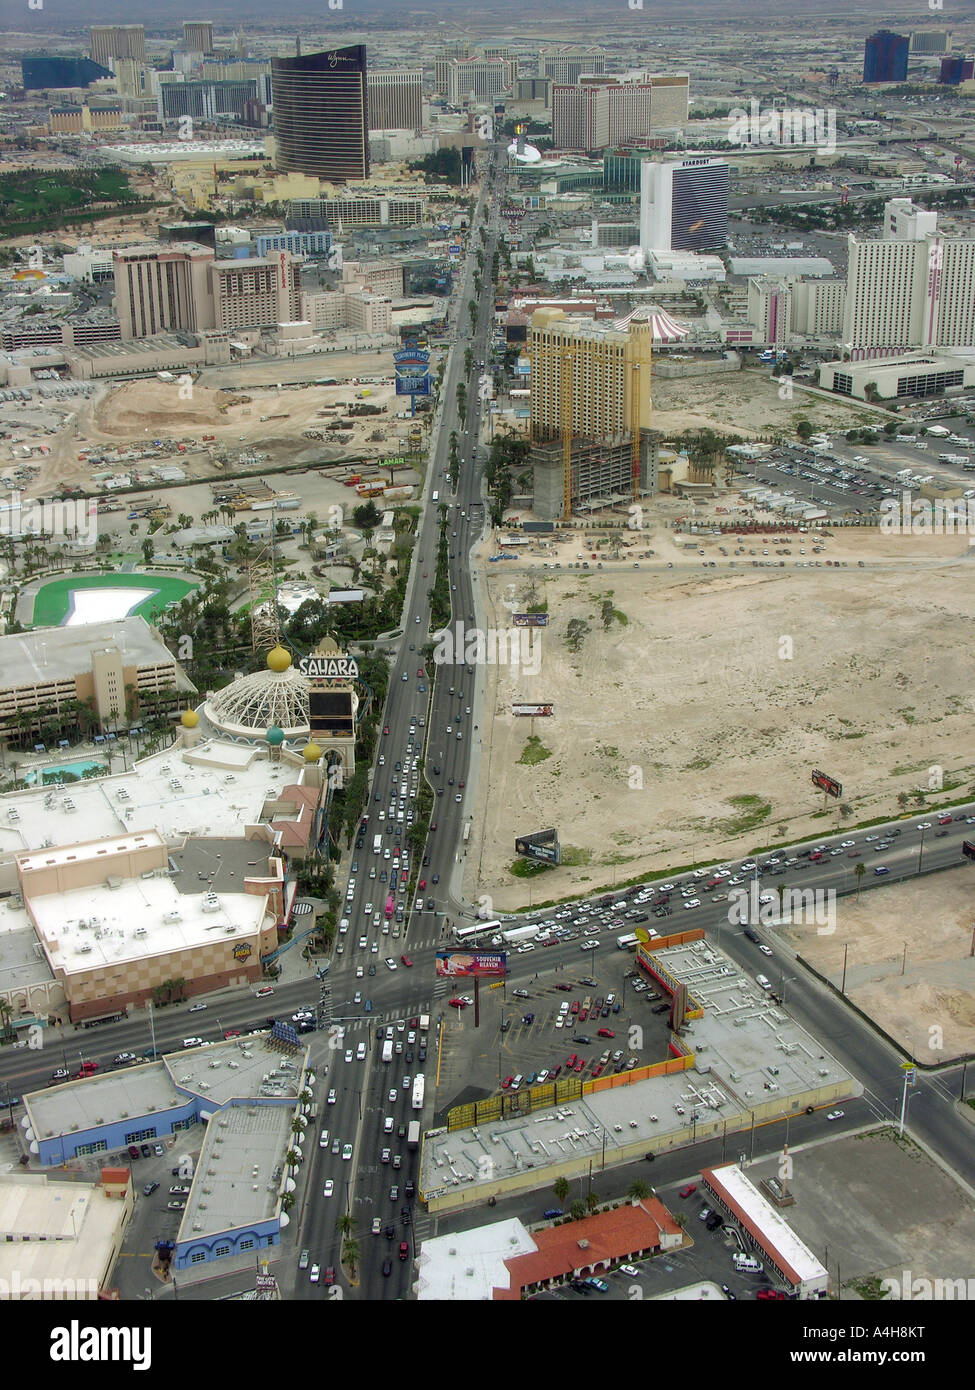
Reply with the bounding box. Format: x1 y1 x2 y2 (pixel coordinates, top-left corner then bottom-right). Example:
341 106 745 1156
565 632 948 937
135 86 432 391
204 649 311 740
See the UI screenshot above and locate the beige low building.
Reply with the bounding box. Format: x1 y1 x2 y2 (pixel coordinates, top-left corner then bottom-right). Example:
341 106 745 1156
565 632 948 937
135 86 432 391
0 1167 133 1298
0 616 194 741
17 830 281 1021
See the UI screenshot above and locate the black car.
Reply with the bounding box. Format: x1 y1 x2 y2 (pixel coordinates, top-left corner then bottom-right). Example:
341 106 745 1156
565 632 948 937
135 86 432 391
382 1259 393 1277
572 1034 591 1045
404 1180 415 1198
422 855 431 866
418 1047 427 1062
571 1279 591 1294
706 1213 724 1231
401 1206 411 1224
141 1144 151 1158
143 1181 159 1196
721 1284 736 1300
652 1004 669 1014
644 1152 655 1163
384 1224 395 1240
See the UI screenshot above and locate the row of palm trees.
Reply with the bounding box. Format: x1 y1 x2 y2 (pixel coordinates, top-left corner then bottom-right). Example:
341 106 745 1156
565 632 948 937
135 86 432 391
549 1174 655 1223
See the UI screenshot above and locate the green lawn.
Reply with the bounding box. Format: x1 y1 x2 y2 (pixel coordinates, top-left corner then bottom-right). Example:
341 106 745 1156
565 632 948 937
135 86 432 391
30 573 199 627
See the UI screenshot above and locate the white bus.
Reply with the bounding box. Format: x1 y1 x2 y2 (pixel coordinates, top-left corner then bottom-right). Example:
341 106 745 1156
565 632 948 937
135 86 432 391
463 821 472 843
453 919 501 944
616 932 640 951
432 491 439 503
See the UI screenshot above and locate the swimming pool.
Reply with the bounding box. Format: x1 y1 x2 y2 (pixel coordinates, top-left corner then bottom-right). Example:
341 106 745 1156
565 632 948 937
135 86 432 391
23 759 107 786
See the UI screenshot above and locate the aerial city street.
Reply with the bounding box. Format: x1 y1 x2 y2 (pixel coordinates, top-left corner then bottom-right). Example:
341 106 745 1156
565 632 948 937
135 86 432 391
0 1 974 1347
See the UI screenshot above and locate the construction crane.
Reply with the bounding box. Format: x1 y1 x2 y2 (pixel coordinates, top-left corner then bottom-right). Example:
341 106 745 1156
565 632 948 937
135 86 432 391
247 511 282 656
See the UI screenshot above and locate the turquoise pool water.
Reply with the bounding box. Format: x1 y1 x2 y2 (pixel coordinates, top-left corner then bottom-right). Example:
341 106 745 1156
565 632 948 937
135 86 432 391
23 759 107 786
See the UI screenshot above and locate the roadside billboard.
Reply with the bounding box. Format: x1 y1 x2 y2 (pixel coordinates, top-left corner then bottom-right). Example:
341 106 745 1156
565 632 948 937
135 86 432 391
436 951 507 978
811 768 842 798
512 613 549 627
512 703 553 717
515 828 560 864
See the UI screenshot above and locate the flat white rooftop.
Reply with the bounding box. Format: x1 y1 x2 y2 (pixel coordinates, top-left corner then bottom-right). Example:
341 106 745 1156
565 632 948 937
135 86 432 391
706 1162 828 1285
26 1037 307 1143
0 615 190 686
0 741 296 874
177 1103 295 1240
29 876 266 975
417 1219 535 1301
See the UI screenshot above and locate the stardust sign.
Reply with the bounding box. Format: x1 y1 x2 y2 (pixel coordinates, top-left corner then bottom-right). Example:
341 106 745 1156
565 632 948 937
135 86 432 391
298 656 359 679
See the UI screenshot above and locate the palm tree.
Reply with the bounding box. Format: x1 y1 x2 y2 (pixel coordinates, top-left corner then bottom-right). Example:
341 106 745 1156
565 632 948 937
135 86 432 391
343 1236 359 1274
626 1179 652 1201
337 1213 355 1240
285 1147 301 1170
776 882 787 916
553 1176 570 1207
569 1199 587 1221
585 1190 600 1214
854 861 866 900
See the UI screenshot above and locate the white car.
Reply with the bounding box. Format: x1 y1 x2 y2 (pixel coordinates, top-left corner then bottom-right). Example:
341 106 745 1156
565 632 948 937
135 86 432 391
759 944 773 956
683 898 701 909
619 1264 640 1278
342 1144 353 1159
580 940 599 951
826 1109 845 1121
356 1042 366 1060
385 958 398 970
364 903 373 917
356 965 364 978
188 1002 207 1012
344 1049 353 1063
758 893 774 905
327 1089 337 1104
319 1129 329 1148
323 1180 334 1198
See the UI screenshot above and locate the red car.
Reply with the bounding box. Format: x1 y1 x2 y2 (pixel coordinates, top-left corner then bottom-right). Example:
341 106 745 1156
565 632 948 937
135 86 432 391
555 983 573 992
458 780 465 789
383 725 390 736
679 1184 697 1198
324 1266 335 1287
570 1001 580 1014
578 1008 588 1022
418 880 426 890
549 1064 562 1079
223 1028 240 1039
430 823 437 832
597 1028 615 1039
757 1289 787 1300
399 1241 409 1261
566 1053 578 1068
573 1059 585 1073
449 997 468 1008
591 1063 604 1078
400 955 413 968
418 669 424 678
501 1075 514 1089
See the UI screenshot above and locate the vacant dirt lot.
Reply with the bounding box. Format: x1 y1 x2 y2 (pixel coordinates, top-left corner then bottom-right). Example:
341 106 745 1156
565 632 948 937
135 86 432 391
779 872 975 1061
467 506 975 912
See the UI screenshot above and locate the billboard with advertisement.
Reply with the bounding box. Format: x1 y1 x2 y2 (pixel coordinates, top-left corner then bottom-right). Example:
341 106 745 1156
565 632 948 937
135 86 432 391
811 768 842 798
515 828 560 864
395 372 431 396
512 613 549 627
436 951 507 978
512 703 553 717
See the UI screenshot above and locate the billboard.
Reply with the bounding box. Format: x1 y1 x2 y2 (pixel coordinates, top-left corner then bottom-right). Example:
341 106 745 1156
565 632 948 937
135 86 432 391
515 828 560 864
512 613 549 627
395 372 431 396
512 703 553 717
811 768 842 799
436 951 507 978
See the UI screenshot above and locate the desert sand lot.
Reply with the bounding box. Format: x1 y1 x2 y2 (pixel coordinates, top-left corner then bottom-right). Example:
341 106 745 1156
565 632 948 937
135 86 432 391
13 359 419 499
650 367 883 438
466 513 975 913
778 872 975 1061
